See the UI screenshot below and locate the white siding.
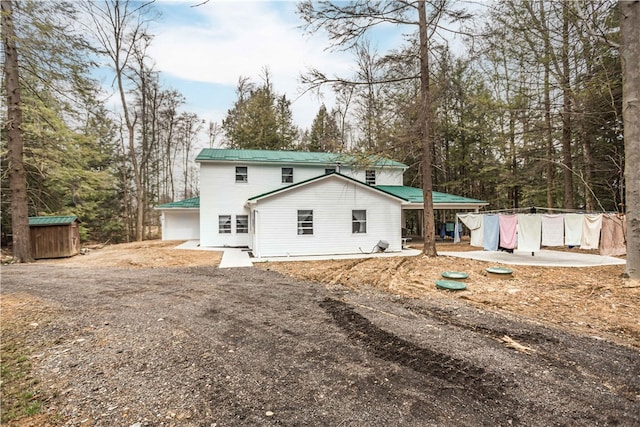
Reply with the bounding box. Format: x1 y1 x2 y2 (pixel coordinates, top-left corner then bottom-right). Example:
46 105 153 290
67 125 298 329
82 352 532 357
349 168 403 185
199 161 404 247
252 176 402 257
161 211 200 241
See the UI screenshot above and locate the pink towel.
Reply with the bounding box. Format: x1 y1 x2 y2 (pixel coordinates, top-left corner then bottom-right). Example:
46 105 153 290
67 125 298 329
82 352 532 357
499 214 518 249
599 214 626 256
541 214 564 247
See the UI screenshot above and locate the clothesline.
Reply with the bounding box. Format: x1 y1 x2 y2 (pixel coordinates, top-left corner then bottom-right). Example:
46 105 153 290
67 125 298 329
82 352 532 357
478 206 613 214
454 212 627 257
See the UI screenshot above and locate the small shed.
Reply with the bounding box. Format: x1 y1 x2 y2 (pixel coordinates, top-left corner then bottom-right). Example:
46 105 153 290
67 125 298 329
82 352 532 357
29 215 80 259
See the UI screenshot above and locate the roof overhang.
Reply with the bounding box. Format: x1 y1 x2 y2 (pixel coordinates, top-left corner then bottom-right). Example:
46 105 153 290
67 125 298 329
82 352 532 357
154 207 200 212
402 202 489 210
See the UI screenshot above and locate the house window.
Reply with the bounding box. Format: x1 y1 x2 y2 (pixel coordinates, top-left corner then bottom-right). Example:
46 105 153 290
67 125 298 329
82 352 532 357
235 166 248 183
219 215 231 234
236 215 248 233
365 170 376 185
282 167 293 183
325 168 336 174
297 210 313 235
352 210 367 233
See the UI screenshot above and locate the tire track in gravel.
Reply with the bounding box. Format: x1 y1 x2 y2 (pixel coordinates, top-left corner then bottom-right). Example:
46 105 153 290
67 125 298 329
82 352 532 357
319 297 515 408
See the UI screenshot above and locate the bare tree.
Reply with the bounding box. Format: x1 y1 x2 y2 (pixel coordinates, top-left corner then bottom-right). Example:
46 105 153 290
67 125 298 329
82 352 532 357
2 0 32 262
620 0 639 280
82 0 156 241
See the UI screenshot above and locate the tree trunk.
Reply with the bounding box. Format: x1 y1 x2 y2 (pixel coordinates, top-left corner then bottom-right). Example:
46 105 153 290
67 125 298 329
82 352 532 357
561 2 575 209
620 0 640 280
418 0 437 257
542 1 554 211
2 0 33 263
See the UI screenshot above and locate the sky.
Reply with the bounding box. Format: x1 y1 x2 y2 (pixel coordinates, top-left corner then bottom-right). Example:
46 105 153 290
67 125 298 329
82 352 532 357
144 0 355 133
141 0 416 136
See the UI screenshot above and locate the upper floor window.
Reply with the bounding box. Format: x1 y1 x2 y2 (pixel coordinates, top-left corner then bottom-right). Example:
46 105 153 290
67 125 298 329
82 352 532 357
297 210 313 235
235 166 248 183
365 170 376 185
219 215 231 234
325 168 336 174
236 215 249 233
352 210 367 233
282 167 293 183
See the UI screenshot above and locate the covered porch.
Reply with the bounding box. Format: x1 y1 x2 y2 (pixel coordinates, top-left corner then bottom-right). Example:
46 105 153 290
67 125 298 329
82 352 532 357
376 186 489 240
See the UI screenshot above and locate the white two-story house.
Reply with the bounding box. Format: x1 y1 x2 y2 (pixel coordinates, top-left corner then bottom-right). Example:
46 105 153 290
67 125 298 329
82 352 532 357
156 148 487 258
200 148 408 257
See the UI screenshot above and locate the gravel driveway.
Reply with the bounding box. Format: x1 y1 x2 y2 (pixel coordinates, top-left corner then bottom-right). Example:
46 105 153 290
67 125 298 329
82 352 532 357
2 264 639 426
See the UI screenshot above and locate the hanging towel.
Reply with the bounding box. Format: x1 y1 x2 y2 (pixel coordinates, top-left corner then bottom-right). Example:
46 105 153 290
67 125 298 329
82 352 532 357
517 214 542 252
564 213 583 246
454 219 461 243
541 214 564 247
483 214 500 251
499 214 518 249
580 214 603 250
458 214 484 247
599 214 626 256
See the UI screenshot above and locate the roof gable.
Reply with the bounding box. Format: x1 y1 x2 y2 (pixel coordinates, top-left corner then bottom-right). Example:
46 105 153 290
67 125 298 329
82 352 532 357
248 172 409 202
196 148 407 169
29 215 78 226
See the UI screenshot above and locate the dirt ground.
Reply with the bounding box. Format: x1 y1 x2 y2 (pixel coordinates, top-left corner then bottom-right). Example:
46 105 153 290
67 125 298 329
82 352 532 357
1 241 639 426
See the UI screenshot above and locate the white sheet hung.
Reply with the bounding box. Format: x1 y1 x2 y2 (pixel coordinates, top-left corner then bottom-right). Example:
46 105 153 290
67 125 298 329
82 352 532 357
580 214 603 250
541 214 564 247
457 214 484 247
517 214 542 252
563 213 583 246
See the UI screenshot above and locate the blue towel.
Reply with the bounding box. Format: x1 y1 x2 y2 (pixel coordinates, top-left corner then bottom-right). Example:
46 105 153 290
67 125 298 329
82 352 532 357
483 214 500 251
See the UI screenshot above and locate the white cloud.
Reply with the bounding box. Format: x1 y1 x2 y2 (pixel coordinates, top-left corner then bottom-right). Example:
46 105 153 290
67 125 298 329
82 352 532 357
149 1 354 128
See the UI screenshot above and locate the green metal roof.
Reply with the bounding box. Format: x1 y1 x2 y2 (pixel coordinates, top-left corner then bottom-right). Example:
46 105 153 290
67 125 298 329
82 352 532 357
29 215 78 226
154 188 485 210
376 186 488 205
196 148 408 168
155 197 200 209
249 172 409 202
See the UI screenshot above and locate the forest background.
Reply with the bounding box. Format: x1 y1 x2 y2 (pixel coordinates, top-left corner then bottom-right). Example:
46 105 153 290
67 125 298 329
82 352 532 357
0 0 629 246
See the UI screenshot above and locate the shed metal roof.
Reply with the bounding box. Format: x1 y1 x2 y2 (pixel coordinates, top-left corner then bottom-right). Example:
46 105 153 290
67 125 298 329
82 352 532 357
29 215 78 226
195 148 407 168
155 197 200 209
375 186 488 205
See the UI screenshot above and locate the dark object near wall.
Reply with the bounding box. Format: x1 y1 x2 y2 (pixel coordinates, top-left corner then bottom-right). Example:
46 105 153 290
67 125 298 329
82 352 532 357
29 216 80 259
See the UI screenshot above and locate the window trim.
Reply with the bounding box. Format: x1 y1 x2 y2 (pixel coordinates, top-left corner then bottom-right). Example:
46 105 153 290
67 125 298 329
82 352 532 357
297 210 314 235
235 166 248 183
352 210 367 234
236 215 249 234
282 167 294 183
218 215 232 234
365 170 376 185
